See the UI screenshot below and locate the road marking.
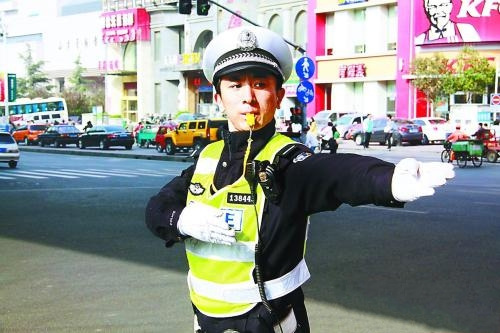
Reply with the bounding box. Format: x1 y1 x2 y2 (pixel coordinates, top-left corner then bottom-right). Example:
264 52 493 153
109 168 166 177
53 169 108 178
83 168 138 177
0 175 16 179
30 169 79 179
1 171 47 179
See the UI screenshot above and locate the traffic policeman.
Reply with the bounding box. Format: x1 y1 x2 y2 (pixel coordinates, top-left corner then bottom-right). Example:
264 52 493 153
145 26 454 333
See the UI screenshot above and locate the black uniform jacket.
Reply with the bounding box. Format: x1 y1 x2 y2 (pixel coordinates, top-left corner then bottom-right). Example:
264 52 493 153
145 119 403 315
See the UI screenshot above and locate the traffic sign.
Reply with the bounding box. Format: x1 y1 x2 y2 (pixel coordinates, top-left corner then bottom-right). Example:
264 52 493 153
296 80 314 104
295 56 315 80
491 93 500 105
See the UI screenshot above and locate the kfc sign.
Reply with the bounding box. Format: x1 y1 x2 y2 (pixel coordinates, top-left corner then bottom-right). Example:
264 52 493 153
415 0 500 45
101 8 150 44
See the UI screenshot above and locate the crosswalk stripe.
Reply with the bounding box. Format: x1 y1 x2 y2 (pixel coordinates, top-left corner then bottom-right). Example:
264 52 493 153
83 169 137 177
109 169 165 177
34 169 106 178
2 171 47 179
59 169 108 178
30 169 79 179
0 175 16 179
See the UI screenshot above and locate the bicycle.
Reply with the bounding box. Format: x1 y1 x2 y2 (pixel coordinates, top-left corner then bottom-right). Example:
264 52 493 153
440 141 453 163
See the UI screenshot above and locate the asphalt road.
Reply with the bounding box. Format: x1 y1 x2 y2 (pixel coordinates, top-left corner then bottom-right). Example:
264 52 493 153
1 144 499 333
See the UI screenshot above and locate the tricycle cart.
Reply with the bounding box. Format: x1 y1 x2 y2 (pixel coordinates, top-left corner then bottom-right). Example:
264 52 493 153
481 132 500 163
451 140 484 168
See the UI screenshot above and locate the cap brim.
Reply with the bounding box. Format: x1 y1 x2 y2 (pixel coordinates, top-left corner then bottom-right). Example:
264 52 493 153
214 62 283 84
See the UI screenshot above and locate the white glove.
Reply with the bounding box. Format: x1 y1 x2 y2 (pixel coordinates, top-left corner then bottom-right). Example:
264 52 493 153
177 201 236 245
391 158 455 202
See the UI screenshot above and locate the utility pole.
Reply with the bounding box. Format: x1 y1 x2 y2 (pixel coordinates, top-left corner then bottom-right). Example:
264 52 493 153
0 11 8 118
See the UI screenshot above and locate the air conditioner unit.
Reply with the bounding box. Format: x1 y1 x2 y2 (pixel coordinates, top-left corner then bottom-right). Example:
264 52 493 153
327 48 333 55
387 42 397 50
354 44 365 53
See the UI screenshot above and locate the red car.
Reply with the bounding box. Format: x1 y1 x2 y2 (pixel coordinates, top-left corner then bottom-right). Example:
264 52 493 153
12 124 48 145
155 124 176 153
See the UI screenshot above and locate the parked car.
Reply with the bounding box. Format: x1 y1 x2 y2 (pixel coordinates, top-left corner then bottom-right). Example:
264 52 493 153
313 110 337 131
164 118 227 155
154 125 176 153
78 125 134 150
334 113 367 139
411 117 453 144
136 124 159 148
0 132 20 168
12 123 48 145
349 117 423 146
38 125 82 148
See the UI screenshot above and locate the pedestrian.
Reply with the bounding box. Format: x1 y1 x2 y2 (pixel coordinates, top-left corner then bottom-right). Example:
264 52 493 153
304 126 318 153
145 26 454 333
328 124 340 154
362 114 373 148
83 121 93 131
384 114 395 150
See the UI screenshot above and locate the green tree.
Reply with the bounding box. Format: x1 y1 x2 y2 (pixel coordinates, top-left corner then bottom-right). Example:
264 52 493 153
442 46 496 103
410 52 450 115
17 44 53 98
62 58 105 117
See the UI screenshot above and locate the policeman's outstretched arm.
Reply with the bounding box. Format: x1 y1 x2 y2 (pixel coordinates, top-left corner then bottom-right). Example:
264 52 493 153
177 201 236 245
391 158 455 202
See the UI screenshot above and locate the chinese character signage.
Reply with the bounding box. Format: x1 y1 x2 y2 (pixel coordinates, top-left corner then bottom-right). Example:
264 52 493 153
414 0 500 45
101 8 151 44
338 0 367 5
338 64 366 78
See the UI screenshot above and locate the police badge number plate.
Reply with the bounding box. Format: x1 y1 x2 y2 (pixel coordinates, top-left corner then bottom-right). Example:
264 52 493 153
227 192 254 205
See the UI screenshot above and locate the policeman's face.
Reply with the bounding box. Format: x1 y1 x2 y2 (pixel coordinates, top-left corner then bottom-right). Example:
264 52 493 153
425 0 452 29
215 70 285 132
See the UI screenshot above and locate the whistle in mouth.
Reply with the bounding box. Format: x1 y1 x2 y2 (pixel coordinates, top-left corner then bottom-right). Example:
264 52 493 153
246 113 255 127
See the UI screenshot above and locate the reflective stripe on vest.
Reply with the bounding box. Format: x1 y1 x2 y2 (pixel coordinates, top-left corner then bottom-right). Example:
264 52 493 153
184 133 310 317
188 258 311 304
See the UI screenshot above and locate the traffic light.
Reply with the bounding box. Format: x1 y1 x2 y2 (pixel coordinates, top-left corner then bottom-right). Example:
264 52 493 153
197 0 210 16
178 0 192 14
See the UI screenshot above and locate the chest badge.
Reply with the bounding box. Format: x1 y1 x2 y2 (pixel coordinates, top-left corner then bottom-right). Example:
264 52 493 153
189 182 205 196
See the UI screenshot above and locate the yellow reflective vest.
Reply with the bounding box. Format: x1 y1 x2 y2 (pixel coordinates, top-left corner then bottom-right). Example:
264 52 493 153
185 133 311 318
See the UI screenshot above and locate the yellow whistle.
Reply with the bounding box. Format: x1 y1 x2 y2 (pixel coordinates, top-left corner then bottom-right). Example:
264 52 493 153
246 113 255 127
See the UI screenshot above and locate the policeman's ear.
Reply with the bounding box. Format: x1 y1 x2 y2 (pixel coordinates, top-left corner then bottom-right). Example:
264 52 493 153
276 88 285 109
214 93 225 113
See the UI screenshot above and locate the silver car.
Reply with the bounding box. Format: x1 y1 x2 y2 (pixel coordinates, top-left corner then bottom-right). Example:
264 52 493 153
0 132 20 168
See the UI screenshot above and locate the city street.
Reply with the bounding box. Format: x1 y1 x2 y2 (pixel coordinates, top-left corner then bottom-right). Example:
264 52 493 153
0 147 499 333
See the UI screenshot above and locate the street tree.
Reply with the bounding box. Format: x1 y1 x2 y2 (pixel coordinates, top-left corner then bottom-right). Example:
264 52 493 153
17 44 53 98
62 57 104 118
442 46 496 103
410 52 450 116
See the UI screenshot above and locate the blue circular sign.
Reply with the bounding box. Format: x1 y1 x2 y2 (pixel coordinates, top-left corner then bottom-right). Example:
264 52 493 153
295 57 315 80
296 80 314 104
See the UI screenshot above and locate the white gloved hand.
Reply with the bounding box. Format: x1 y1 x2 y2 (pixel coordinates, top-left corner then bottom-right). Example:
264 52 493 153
391 158 455 202
177 201 236 245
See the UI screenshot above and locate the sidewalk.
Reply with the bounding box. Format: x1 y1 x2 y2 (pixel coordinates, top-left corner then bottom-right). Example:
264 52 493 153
19 139 444 162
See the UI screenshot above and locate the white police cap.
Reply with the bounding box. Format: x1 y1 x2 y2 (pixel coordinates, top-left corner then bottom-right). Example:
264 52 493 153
202 26 293 85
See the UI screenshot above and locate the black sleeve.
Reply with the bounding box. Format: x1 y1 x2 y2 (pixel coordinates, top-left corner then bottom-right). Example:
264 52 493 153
279 151 403 216
145 164 195 247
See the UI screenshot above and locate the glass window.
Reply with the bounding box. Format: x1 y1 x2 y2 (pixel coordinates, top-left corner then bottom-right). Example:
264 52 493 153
294 11 307 57
155 83 161 114
188 122 197 130
353 9 366 53
154 31 161 62
268 14 283 36
178 123 187 130
386 81 396 114
387 5 397 50
198 122 206 129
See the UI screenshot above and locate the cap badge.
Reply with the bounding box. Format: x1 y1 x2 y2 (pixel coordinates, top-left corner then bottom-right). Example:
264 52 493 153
237 30 258 51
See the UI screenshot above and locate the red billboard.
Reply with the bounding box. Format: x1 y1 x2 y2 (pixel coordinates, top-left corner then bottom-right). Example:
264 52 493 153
101 8 151 44
414 0 500 45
